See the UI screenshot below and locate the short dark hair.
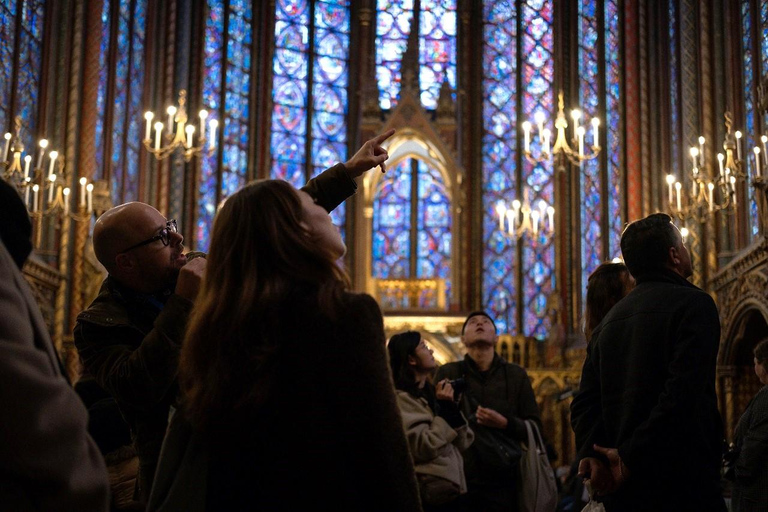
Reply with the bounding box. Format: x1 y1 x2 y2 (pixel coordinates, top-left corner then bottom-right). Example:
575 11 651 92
462 311 497 335
755 339 768 364
620 213 679 277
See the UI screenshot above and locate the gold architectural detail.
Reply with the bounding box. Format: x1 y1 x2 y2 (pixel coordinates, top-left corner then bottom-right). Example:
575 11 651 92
375 278 447 311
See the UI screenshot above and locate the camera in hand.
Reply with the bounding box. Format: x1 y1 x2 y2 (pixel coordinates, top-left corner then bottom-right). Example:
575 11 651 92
449 378 467 400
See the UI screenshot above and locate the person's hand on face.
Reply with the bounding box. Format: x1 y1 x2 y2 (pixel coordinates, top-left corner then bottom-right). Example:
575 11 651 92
175 257 206 301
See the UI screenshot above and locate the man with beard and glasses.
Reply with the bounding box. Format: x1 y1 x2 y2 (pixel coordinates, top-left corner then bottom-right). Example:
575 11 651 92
435 311 542 512
74 130 395 505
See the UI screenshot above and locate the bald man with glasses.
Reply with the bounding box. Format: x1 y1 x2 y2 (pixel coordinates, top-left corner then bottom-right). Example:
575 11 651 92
74 130 395 505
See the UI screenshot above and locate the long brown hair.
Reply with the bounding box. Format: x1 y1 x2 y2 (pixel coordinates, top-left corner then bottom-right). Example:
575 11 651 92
584 262 634 341
180 179 349 433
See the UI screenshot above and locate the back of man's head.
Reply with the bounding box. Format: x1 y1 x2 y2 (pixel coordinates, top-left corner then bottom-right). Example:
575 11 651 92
620 213 678 278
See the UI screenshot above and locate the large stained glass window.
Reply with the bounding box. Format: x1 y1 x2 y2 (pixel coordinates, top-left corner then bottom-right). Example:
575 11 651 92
372 157 452 306
741 0 759 238
270 0 350 237
578 0 623 301
198 0 252 251
482 0 518 335
0 0 45 152
482 0 555 338
375 0 457 110
94 0 147 204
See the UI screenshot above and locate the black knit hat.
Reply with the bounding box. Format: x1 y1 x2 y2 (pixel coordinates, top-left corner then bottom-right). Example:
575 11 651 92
461 311 497 335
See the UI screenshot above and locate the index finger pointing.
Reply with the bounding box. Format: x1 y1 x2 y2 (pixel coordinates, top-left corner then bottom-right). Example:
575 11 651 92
373 128 396 145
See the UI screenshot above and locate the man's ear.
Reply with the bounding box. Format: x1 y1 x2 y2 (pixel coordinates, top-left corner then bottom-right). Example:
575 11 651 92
114 252 136 275
668 246 681 266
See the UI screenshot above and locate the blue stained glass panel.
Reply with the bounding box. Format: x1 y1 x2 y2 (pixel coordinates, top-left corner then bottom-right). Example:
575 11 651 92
0 2 18 134
199 0 225 251
15 0 44 156
521 0 554 338
95 0 110 182
416 160 451 305
271 0 309 189
606 0 622 254
579 0 601 304
669 0 680 180
742 1 759 238
372 158 412 278
375 0 413 110
419 0 457 109
482 0 517 335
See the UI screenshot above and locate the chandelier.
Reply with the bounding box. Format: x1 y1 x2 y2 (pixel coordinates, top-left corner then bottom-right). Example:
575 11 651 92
666 113 750 222
495 189 555 240
142 89 216 161
522 91 601 168
2 118 94 215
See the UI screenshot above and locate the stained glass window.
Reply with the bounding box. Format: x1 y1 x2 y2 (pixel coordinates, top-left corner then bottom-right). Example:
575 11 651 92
668 0 681 183
94 0 147 204
482 0 555 338
578 0 601 300
741 0 758 237
482 0 517 335
0 0 45 152
269 0 350 239
520 0 555 337
605 0 622 254
372 157 452 306
375 0 457 110
198 0 253 251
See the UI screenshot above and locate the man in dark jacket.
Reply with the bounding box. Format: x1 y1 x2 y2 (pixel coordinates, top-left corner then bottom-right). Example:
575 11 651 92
74 130 394 504
570 213 726 511
435 311 542 512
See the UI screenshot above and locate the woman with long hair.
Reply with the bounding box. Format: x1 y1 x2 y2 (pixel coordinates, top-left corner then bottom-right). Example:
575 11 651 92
178 180 420 511
388 331 473 511
584 261 635 341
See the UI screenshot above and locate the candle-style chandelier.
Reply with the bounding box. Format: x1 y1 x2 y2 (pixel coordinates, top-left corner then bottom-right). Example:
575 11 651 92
522 91 601 168
142 89 217 161
495 189 555 240
2 117 95 246
666 112 752 222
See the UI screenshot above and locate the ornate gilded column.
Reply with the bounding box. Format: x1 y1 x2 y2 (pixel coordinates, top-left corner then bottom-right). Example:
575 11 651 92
69 0 103 327
720 368 736 441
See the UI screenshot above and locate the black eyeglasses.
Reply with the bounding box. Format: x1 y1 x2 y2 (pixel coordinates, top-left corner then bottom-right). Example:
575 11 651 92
120 220 178 253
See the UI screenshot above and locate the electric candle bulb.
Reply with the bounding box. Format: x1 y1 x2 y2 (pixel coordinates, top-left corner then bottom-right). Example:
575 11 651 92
2 132 10 162
37 139 48 169
735 131 743 160
199 110 208 139
23 155 31 179
166 106 177 132
208 119 218 150
666 174 676 204
534 111 545 134
546 206 555 232
144 112 154 141
63 187 70 214
754 147 761 177
86 183 94 213
154 122 164 150
496 203 507 232
48 151 58 178
185 125 195 149
79 177 87 208
591 118 600 147
522 121 532 152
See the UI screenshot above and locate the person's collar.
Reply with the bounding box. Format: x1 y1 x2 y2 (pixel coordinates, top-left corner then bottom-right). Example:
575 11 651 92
634 267 697 289
107 275 171 311
464 351 503 373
